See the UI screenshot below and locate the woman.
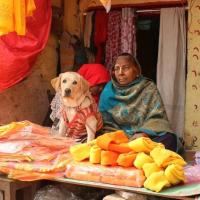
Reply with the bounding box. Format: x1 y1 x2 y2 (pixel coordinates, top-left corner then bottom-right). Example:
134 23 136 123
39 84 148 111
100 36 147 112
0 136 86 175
99 53 180 152
78 63 110 104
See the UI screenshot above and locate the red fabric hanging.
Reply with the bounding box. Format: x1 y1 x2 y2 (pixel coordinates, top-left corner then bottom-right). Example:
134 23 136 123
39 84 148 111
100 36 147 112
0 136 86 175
0 0 52 92
94 10 108 63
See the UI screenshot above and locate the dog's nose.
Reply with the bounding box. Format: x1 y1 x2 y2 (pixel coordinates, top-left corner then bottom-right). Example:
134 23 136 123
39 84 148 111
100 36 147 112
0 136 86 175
64 88 71 97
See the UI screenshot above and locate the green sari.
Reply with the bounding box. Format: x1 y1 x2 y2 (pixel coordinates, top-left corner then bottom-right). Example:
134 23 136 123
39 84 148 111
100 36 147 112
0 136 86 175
99 76 173 137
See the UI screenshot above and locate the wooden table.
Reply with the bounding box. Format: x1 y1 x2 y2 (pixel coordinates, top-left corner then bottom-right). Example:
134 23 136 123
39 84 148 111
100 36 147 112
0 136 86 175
0 175 199 200
0 176 39 200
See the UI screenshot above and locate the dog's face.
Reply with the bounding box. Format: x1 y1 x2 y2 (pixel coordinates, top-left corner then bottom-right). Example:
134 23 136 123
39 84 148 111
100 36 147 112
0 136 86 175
51 72 89 101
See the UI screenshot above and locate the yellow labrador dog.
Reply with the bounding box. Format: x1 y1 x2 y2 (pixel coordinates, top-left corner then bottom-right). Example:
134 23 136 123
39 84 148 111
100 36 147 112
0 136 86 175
51 72 103 143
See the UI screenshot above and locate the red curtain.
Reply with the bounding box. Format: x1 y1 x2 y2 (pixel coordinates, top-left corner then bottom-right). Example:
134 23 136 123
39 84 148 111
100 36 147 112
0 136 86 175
0 0 52 92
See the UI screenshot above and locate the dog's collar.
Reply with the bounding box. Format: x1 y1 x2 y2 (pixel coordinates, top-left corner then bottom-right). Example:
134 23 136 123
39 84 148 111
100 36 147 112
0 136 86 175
62 91 91 108
62 105 81 111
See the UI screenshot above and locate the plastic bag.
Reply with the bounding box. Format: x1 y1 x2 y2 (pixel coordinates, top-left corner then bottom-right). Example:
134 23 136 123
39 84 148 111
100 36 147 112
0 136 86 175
34 185 66 200
195 151 200 165
33 185 82 200
184 165 200 183
60 185 111 200
65 161 146 187
0 121 75 181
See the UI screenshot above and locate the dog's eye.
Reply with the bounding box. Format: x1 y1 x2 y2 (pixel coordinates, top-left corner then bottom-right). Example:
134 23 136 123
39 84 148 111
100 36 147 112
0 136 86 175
62 79 67 83
72 80 77 85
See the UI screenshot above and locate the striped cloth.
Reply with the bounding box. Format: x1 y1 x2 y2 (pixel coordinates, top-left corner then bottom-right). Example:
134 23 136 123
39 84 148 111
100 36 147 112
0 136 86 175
62 99 103 142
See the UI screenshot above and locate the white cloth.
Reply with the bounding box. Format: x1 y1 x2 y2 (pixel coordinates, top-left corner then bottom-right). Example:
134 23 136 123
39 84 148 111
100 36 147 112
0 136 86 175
50 92 62 121
157 7 186 137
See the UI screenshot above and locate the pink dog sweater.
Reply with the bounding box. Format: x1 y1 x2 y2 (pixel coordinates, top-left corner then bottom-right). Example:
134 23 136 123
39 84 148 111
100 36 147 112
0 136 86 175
61 101 103 142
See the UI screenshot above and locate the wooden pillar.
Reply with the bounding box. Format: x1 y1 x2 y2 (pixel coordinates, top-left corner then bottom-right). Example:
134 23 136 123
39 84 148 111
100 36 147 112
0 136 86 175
185 0 200 150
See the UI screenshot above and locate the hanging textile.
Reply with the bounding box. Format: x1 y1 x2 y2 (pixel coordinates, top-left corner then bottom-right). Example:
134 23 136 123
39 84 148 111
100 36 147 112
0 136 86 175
121 8 137 56
84 11 94 48
0 0 36 36
105 10 121 70
94 10 108 63
0 0 51 92
156 7 186 138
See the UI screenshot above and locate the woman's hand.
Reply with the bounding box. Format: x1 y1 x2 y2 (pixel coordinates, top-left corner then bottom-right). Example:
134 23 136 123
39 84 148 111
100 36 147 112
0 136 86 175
130 132 148 140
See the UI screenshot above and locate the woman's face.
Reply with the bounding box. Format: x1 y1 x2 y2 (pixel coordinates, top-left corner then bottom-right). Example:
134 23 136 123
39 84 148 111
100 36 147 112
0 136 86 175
113 56 139 85
89 83 105 96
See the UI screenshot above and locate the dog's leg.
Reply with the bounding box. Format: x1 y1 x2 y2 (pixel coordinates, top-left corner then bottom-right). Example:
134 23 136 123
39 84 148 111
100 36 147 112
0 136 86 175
85 116 97 142
58 117 67 137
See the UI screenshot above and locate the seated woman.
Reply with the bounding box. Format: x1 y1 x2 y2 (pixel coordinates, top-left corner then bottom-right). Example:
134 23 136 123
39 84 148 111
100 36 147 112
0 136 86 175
99 53 181 152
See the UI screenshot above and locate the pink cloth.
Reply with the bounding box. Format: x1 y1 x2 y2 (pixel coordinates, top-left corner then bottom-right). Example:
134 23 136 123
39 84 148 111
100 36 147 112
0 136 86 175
121 8 137 56
105 10 122 70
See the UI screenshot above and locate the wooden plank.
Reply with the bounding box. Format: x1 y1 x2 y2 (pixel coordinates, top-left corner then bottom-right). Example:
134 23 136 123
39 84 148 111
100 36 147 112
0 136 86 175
80 0 187 12
0 175 40 200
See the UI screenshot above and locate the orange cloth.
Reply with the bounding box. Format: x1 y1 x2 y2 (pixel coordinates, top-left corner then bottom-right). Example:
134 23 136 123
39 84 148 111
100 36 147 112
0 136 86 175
96 130 129 150
129 137 164 153
108 143 132 153
0 1 13 35
117 151 137 167
101 150 119 166
150 147 186 168
0 166 63 181
144 171 170 192
165 164 185 185
142 162 163 178
89 145 101 164
0 121 75 181
0 0 36 36
0 121 30 138
134 152 153 169
70 143 91 162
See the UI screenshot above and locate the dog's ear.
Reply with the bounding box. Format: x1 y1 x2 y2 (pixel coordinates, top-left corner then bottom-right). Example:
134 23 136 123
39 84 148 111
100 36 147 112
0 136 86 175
51 75 61 91
80 76 89 94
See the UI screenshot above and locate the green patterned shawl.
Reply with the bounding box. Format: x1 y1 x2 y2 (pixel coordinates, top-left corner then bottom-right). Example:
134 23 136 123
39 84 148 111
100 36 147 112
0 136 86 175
99 76 173 137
